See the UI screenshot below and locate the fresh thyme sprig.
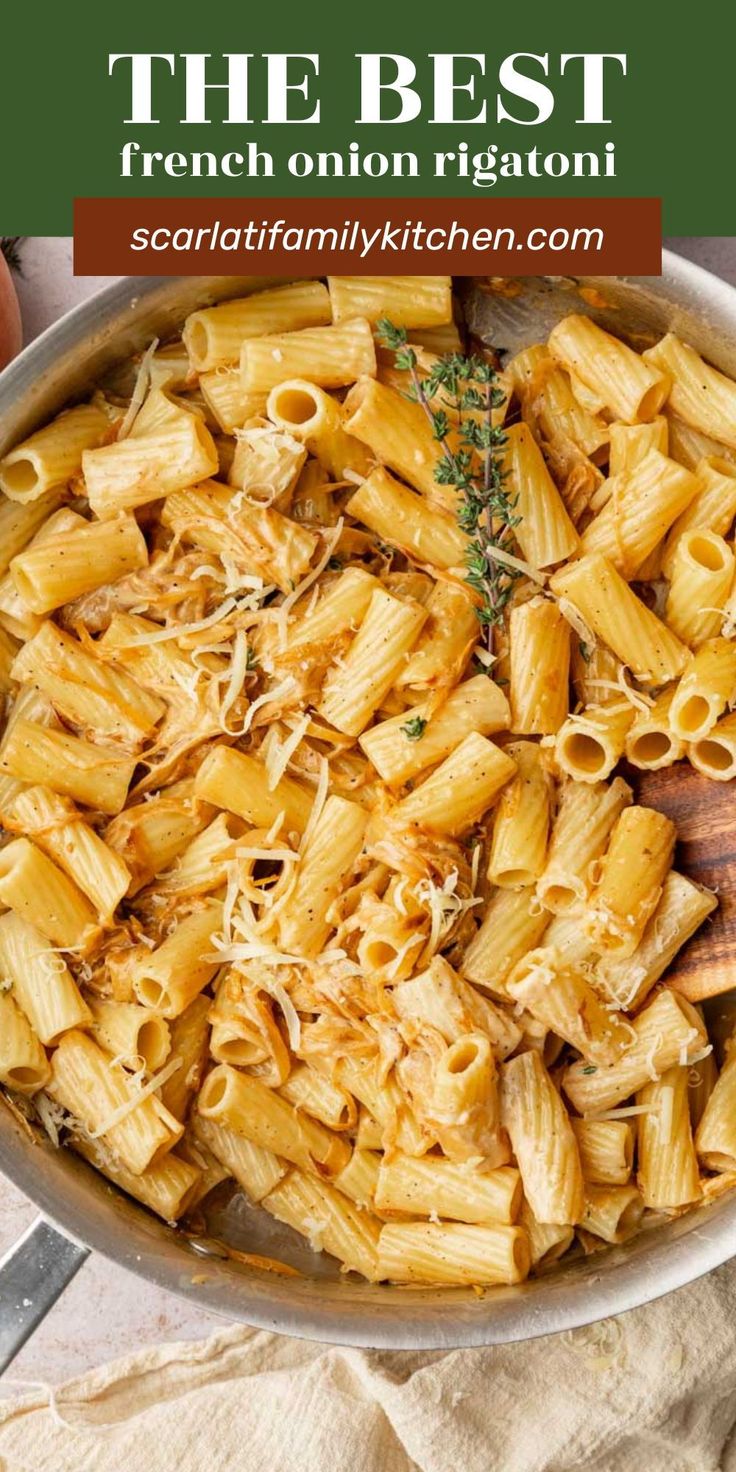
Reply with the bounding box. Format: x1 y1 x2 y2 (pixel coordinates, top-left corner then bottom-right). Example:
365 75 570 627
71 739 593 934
376 320 520 652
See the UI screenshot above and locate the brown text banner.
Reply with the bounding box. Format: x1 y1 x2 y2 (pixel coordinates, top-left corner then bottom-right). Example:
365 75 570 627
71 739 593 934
74 197 661 276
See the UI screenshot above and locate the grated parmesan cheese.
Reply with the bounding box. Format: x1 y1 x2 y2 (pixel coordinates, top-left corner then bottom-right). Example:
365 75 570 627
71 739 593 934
117 599 239 646
485 544 546 585
219 629 250 732
236 676 298 738
557 596 598 649
298 756 329 855
258 976 302 1050
88 1056 182 1139
117 338 159 441
274 519 344 650
265 713 311 792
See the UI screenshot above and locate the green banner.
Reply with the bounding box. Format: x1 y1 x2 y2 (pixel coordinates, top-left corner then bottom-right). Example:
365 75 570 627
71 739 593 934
2 0 733 233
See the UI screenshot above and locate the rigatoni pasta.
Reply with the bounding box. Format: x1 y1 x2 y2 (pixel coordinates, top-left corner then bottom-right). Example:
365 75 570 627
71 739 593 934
0 404 109 502
0 275 733 1286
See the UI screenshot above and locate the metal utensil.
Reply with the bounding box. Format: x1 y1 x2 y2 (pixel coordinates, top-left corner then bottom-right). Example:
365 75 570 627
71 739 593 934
1 255 736 1365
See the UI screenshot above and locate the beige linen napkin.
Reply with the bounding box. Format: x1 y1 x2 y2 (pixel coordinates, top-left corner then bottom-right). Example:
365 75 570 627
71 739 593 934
2 1262 736 1472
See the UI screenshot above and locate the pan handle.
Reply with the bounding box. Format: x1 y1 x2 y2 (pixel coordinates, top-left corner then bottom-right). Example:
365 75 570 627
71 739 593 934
0 1216 88 1374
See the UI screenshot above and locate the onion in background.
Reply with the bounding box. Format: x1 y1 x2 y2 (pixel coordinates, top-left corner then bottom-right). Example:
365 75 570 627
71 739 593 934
0 239 23 369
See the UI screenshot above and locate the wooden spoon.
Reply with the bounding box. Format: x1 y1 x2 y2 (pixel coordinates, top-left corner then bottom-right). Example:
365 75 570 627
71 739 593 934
623 764 736 1003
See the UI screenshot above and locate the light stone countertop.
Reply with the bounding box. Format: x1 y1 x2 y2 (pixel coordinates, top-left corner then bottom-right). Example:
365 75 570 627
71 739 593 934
0 234 734 1387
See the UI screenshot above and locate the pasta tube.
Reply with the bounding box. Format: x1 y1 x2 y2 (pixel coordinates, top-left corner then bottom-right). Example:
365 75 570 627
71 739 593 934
637 1065 701 1209
277 795 367 958
8 785 132 921
580 450 698 578
625 689 684 771
87 1000 171 1073
104 780 211 895
462 887 550 997
519 1201 574 1272
581 1185 644 1243
661 455 736 574
670 639 736 742
10 514 148 615
393 959 519 1059
267 379 373 481
11 621 165 747
83 393 219 517
555 703 633 784
548 315 670 423
328 276 452 328
523 361 610 462
0 838 97 950
0 404 109 502
0 720 136 815
360 674 509 787
597 870 717 1012
396 580 478 691
644 334 736 448
0 490 66 576
501 1049 584 1225
47 1029 182 1174
279 1064 357 1132
131 900 223 1017
428 1032 503 1165
199 371 268 433
194 746 312 834
346 468 468 570
72 1136 200 1222
508 597 571 735
501 424 578 568
198 1064 350 1177
376 1221 530 1286
550 554 688 683
159 995 211 1123
689 711 736 781
375 1154 521 1225
571 1118 634 1185
0 911 91 1043
665 529 734 646
607 417 668 477
333 1149 381 1212
192 1114 286 1201
487 741 552 887
584 806 676 956
285 566 379 649
184 281 332 371
388 732 516 837
507 946 631 1066
343 378 448 504
562 990 707 1114
319 587 426 736
264 1169 381 1280
160 479 317 594
536 776 632 914
0 991 50 1094
241 319 376 394
695 1043 736 1171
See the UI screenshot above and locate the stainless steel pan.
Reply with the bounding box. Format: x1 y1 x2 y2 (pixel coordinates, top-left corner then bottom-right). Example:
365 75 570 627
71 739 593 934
2 255 736 1365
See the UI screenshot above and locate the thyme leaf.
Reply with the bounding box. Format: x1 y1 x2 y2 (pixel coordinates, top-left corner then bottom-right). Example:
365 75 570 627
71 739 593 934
400 715 427 741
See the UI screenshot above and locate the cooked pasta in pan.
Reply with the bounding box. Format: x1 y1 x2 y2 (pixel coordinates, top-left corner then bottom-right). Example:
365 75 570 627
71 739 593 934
0 275 734 1288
